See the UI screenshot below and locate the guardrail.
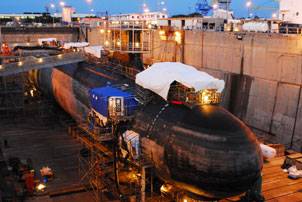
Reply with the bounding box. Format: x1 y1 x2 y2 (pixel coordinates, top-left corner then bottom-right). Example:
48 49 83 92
0 52 86 76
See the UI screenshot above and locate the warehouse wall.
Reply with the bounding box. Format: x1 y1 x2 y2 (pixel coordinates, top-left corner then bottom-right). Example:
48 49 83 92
88 28 302 151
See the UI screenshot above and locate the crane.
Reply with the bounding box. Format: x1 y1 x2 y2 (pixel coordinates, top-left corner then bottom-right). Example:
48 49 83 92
195 0 232 16
195 0 212 16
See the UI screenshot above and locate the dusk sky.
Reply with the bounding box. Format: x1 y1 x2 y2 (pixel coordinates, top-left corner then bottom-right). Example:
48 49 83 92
0 0 278 18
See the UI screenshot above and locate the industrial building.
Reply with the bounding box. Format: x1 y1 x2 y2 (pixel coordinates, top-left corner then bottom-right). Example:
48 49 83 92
1 0 302 202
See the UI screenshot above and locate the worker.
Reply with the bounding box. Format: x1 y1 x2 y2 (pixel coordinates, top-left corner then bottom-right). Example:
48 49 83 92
1 43 11 56
240 174 264 202
22 170 35 195
4 139 8 148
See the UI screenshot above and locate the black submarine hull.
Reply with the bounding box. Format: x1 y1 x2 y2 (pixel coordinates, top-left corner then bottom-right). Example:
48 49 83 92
32 63 263 199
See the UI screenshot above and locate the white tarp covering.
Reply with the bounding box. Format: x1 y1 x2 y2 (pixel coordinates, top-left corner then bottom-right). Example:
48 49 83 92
38 38 57 45
63 42 89 49
260 144 277 159
135 62 225 100
84 46 104 58
242 22 269 32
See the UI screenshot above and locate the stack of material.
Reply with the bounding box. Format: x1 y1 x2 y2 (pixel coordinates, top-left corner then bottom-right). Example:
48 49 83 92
135 62 225 100
260 144 277 159
40 166 53 177
282 153 302 179
267 144 285 157
84 46 104 58
38 38 57 45
63 42 89 49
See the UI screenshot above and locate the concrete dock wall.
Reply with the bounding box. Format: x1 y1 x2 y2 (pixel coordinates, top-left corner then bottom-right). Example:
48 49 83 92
88 29 302 151
0 27 79 43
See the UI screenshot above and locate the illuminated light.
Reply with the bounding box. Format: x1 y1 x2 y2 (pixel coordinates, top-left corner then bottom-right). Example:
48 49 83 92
183 199 188 202
135 21 139 25
58 54 63 59
159 30 165 35
30 89 34 97
160 184 173 193
0 65 3 70
213 3 218 9
272 13 277 18
246 1 252 8
135 42 140 48
18 61 23 66
26 43 30 46
171 100 184 105
174 31 182 44
105 41 110 47
200 89 221 105
148 24 152 29
38 58 43 63
107 30 111 33
234 27 239 32
59 1 65 7
100 29 105 34
86 0 93 3
117 40 121 46
50 3 55 8
36 183 46 191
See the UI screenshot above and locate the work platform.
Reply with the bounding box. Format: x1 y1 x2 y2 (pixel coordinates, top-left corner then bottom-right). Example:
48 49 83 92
0 52 86 76
222 156 302 202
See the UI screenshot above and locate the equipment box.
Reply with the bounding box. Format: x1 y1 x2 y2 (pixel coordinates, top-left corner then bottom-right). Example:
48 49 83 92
89 86 138 119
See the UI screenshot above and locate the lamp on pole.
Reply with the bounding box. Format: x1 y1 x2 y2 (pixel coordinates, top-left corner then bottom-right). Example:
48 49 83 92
50 3 55 26
246 1 252 18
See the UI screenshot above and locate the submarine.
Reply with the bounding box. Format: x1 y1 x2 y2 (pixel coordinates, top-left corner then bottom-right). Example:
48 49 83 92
29 62 263 200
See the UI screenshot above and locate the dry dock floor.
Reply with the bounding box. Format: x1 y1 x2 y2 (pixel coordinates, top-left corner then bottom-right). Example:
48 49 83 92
0 116 94 202
223 156 302 202
1 115 302 202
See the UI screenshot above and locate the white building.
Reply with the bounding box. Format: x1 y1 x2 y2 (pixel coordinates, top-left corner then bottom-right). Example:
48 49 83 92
109 12 168 23
158 17 225 31
279 0 302 24
62 6 75 23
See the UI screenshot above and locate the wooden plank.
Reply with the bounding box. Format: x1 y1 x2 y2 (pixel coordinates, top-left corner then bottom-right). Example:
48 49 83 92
263 181 302 200
266 192 302 202
263 177 302 192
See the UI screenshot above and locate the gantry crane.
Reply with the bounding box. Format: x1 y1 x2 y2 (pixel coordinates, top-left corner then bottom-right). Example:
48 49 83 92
195 0 232 16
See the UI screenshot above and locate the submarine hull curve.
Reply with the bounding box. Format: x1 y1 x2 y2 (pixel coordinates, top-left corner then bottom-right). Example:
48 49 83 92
34 64 263 199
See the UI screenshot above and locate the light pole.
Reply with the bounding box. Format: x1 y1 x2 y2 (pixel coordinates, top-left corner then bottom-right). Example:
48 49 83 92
50 3 55 26
246 1 252 18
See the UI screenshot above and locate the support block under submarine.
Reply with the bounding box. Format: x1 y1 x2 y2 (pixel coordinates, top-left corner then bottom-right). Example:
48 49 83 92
30 62 263 200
